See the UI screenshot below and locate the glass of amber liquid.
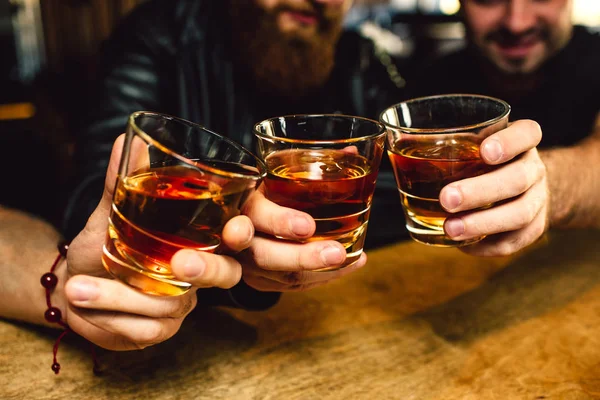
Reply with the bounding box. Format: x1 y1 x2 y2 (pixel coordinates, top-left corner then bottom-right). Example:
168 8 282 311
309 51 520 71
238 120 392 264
380 94 511 247
254 114 386 271
102 111 266 296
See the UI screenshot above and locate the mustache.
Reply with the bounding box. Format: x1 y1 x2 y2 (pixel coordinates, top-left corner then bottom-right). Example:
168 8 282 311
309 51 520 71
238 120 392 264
485 27 549 46
272 2 342 25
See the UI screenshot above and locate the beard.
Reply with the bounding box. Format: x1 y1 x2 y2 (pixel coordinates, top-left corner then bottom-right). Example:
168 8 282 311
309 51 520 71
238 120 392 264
228 0 345 98
481 25 552 74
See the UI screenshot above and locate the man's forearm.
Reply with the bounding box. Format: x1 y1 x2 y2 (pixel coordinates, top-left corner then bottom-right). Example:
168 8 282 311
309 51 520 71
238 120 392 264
541 115 600 229
0 206 67 327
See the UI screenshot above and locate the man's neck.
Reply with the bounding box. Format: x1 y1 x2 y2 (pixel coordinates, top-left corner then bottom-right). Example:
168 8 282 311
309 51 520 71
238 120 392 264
478 56 543 101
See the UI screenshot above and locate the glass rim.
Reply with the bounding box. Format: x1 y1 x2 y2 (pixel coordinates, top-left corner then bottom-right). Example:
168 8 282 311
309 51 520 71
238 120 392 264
379 93 511 134
128 111 266 181
253 113 387 145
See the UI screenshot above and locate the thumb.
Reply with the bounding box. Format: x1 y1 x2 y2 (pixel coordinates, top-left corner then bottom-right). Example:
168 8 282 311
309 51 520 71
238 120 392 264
68 134 125 275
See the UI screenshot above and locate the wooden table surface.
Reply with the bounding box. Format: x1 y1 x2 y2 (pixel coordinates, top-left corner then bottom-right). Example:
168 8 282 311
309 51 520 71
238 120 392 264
3 229 600 400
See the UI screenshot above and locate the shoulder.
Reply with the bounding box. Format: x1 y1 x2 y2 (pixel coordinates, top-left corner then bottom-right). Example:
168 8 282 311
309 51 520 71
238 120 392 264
567 25 600 86
337 26 409 88
569 25 600 64
105 0 216 56
572 25 600 44
335 28 376 64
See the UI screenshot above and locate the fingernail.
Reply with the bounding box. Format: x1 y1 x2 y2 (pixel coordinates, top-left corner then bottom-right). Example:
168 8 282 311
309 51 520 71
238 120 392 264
182 252 206 278
242 222 254 247
482 139 503 163
442 187 462 210
71 280 99 302
445 218 465 238
320 245 345 266
290 215 312 237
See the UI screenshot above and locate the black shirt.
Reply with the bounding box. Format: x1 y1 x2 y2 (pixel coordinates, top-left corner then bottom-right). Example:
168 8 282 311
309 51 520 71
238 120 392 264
408 25 600 149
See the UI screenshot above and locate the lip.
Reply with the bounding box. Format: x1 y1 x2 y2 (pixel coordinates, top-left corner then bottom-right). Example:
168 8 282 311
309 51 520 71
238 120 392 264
282 10 319 26
494 38 540 58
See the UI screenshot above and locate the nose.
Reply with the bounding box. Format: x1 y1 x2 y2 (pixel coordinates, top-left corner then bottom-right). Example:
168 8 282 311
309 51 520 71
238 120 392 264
503 0 537 34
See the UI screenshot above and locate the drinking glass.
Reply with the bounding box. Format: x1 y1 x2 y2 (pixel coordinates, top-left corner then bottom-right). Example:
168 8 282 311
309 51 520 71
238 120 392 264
380 94 511 247
102 111 266 296
254 114 386 271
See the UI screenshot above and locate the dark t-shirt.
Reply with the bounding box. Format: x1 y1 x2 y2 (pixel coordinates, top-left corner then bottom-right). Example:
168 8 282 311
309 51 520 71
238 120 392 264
408 25 600 149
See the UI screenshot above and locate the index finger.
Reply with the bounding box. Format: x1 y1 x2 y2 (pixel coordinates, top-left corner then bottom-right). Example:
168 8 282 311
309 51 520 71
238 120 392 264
241 185 316 240
171 249 242 289
480 119 542 165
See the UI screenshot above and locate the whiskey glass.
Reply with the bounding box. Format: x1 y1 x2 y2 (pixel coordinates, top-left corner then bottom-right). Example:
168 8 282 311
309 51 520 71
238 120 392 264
254 114 386 271
102 111 266 296
380 94 511 247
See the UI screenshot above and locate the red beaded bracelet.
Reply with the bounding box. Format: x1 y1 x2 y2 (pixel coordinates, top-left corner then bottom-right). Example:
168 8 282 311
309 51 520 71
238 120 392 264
40 241 99 375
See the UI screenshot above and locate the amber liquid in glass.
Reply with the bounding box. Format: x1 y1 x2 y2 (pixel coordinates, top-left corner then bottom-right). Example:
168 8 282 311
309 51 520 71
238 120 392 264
264 149 378 270
387 137 493 246
103 162 257 296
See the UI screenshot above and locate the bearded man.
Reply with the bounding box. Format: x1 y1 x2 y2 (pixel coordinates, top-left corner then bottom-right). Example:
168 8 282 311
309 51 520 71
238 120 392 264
411 0 600 150
67 0 407 311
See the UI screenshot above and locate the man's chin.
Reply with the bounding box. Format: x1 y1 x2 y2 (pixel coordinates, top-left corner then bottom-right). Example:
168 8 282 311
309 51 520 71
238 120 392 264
486 51 539 75
489 44 547 74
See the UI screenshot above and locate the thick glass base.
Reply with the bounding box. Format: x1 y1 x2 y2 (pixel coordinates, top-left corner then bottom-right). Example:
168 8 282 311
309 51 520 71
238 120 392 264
102 245 191 296
408 228 484 248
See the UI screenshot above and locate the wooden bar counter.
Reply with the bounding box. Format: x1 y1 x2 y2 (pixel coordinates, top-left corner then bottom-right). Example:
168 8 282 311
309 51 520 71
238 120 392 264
3 229 600 399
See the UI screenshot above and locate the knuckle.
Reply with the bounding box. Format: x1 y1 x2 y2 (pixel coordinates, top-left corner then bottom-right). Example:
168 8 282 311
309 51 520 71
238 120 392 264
535 157 547 179
288 281 318 292
211 261 234 287
467 217 497 237
113 336 142 351
204 259 241 289
494 240 517 257
171 296 196 318
101 311 121 330
136 322 167 345
298 246 321 271
525 152 545 181
468 220 489 237
506 234 527 254
524 119 542 143
519 185 546 227
282 271 304 285
277 213 294 233
229 266 243 288
513 163 530 194
520 200 539 228
246 245 269 267
132 341 150 351
494 176 508 201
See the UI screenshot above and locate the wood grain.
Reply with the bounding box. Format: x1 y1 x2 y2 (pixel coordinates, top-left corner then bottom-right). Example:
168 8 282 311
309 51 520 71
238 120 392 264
2 229 600 399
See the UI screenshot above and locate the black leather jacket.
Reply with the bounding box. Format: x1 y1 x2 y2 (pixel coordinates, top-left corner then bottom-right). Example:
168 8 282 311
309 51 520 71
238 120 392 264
63 0 409 310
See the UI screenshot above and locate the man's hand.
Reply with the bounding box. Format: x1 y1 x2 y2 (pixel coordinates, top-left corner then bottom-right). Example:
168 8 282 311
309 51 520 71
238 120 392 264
62 134 251 350
440 119 548 256
240 186 367 292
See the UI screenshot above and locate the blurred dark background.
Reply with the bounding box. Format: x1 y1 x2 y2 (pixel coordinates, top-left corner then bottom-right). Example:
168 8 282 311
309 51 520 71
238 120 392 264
0 0 147 223
1 0 599 223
